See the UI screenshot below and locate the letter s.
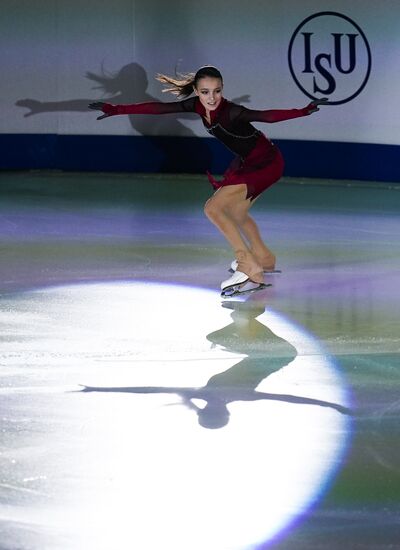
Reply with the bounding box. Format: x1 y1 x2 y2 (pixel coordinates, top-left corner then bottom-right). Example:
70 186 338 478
313 53 336 94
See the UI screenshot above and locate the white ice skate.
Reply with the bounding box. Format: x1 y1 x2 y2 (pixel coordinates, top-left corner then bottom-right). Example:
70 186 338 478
220 270 270 298
229 259 281 274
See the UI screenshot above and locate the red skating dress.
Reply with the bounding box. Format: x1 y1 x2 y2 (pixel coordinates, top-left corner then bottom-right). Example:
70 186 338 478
101 97 313 201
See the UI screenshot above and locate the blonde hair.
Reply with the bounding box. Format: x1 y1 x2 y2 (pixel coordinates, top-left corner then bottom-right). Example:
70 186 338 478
156 65 223 98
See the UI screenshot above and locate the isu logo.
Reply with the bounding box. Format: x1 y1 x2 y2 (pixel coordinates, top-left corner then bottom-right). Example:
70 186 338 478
288 11 371 105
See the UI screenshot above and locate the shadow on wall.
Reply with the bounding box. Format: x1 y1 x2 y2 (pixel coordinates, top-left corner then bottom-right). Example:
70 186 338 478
15 62 213 172
79 298 350 430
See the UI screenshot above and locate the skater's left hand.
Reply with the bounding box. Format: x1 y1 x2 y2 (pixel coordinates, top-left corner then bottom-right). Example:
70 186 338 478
306 97 329 114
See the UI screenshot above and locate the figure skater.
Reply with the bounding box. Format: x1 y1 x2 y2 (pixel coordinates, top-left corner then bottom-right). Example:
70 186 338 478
89 66 327 296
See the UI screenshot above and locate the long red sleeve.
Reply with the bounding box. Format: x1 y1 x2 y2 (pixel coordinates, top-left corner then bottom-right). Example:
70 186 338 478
102 100 191 116
239 105 311 124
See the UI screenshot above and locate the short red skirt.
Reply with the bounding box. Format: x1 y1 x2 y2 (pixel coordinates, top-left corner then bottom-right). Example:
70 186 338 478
206 135 284 201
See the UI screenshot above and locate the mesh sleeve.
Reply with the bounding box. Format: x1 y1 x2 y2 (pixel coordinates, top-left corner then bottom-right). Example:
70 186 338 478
103 96 197 116
234 104 310 124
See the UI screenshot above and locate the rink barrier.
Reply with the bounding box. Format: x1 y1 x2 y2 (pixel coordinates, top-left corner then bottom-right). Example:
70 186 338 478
1 134 399 183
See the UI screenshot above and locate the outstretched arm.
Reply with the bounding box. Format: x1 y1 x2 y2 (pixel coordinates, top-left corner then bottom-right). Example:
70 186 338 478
239 98 328 124
251 390 350 415
16 98 117 118
88 99 192 120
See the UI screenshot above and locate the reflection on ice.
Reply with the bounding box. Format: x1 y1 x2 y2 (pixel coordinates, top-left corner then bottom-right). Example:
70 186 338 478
0 282 351 550
81 300 349 429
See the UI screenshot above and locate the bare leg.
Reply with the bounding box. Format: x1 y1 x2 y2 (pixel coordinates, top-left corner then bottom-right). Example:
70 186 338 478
229 200 276 270
204 185 263 283
204 186 250 251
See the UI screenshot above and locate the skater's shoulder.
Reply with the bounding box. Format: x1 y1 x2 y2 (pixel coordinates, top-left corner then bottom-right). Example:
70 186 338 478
179 96 198 112
224 100 248 121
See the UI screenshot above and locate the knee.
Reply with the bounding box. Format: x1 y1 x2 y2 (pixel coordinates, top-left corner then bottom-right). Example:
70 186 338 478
204 199 222 222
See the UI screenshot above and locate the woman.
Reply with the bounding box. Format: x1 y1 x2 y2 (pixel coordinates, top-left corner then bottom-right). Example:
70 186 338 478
89 65 326 296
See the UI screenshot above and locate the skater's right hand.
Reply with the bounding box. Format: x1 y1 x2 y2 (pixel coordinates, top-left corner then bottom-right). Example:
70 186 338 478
88 102 117 120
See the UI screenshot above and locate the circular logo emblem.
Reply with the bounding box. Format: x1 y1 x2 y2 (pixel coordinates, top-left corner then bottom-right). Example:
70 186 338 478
288 11 371 105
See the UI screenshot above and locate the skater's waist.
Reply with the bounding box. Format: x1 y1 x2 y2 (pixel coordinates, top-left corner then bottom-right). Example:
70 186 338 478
242 135 278 164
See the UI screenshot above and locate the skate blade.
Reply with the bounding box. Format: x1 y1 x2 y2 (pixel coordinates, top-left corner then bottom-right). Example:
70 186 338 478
221 281 271 298
228 268 282 274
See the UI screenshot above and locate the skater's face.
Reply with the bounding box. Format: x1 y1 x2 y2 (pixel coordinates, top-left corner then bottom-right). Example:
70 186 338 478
194 77 223 112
